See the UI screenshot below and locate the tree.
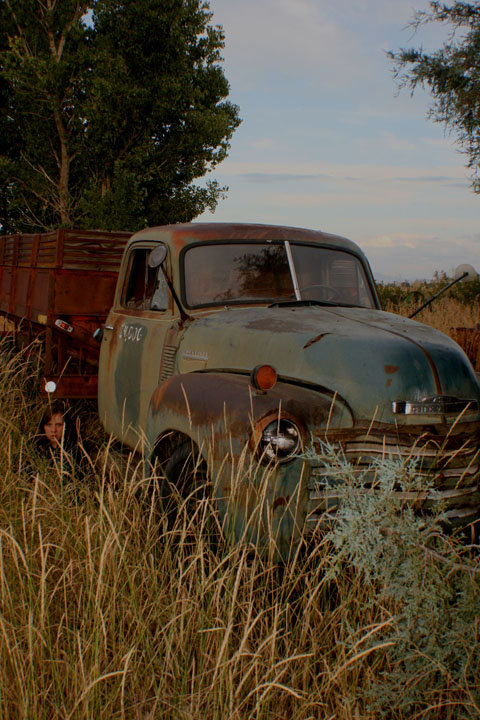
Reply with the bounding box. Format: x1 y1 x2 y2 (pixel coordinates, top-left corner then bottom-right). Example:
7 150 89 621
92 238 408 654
0 0 240 233
389 1 480 191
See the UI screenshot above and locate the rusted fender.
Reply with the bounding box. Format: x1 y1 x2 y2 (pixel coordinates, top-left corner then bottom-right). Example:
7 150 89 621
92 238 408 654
146 371 353 556
147 371 352 458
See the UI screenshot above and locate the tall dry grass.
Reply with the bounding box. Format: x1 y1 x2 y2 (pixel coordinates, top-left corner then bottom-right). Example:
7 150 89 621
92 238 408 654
383 293 480 336
0 338 479 719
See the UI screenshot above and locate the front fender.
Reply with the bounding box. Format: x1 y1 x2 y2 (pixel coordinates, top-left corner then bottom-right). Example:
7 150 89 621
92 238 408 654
147 371 353 461
146 371 353 557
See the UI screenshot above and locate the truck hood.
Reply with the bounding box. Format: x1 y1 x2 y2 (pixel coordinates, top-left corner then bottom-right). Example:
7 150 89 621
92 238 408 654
177 305 480 423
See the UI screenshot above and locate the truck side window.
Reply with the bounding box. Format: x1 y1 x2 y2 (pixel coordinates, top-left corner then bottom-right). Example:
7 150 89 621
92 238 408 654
122 248 169 311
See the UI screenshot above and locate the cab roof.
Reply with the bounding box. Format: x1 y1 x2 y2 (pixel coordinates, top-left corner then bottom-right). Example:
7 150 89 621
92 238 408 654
128 222 368 262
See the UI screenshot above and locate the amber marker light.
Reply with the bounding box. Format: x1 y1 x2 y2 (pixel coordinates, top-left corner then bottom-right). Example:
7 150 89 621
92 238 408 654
251 364 277 391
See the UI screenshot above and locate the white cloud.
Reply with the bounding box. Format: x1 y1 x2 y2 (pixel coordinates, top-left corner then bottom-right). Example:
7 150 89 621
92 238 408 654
209 0 366 89
209 0 445 91
201 0 480 281
215 159 467 185
365 233 480 281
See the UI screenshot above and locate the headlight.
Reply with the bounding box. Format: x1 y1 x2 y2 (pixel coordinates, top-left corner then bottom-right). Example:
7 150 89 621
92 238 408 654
259 418 302 463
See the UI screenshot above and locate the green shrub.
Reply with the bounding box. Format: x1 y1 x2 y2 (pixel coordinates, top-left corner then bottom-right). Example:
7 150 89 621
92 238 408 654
318 441 480 718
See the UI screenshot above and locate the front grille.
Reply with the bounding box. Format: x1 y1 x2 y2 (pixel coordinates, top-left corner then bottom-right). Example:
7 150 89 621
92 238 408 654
306 429 480 530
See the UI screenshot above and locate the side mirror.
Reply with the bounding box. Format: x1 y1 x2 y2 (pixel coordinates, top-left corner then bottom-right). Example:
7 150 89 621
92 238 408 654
454 264 478 282
148 245 167 268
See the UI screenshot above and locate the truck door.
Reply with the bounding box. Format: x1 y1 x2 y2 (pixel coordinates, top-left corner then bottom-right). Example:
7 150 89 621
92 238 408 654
98 243 173 447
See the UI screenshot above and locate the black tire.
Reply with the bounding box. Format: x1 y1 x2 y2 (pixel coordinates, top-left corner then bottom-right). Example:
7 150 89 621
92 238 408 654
161 442 214 533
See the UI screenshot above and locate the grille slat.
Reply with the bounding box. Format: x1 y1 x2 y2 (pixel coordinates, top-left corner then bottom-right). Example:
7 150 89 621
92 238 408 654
306 429 480 530
160 345 177 381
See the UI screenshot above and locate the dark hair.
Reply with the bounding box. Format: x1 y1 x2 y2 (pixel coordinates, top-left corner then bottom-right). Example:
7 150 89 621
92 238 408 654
39 400 67 429
36 400 75 451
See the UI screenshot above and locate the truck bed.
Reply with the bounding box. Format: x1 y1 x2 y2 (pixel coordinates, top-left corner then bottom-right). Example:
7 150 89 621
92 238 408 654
0 229 131 398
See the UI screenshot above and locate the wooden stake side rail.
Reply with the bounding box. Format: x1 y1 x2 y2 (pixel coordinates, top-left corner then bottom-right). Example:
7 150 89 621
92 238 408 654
0 229 131 398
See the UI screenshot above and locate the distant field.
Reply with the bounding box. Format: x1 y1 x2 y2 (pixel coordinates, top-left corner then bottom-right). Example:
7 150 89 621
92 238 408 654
384 295 480 333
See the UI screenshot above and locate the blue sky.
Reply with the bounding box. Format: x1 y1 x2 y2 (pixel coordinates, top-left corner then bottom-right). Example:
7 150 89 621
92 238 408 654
198 0 480 281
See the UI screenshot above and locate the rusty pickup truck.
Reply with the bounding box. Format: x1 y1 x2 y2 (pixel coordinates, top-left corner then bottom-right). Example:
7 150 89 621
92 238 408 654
2 223 480 554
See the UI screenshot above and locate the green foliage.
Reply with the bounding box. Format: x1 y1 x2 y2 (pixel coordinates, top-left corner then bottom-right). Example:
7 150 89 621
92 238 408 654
389 1 480 191
0 0 241 233
377 274 480 311
376 282 424 309
319 441 480 718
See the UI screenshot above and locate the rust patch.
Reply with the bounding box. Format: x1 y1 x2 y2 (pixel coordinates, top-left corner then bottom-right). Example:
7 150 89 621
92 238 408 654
386 378 392 388
273 496 290 511
149 372 342 464
303 332 328 349
384 365 399 374
150 375 179 413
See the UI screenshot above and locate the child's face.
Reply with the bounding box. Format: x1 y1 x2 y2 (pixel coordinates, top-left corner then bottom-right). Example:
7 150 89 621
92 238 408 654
44 413 65 445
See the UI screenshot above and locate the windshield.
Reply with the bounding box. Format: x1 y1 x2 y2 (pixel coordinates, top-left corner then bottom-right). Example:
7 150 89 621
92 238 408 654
183 242 376 309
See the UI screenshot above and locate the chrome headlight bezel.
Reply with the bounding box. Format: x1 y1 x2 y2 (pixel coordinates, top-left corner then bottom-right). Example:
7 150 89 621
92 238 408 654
257 417 302 464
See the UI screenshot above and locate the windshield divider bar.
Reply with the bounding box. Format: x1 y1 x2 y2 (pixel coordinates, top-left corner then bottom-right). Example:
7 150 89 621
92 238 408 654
285 241 301 301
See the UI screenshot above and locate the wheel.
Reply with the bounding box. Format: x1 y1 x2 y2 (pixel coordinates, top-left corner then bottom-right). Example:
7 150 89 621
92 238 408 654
162 442 208 505
160 442 220 543
298 284 341 302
